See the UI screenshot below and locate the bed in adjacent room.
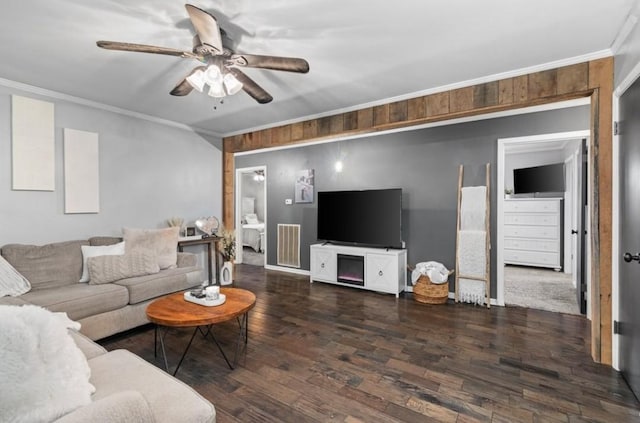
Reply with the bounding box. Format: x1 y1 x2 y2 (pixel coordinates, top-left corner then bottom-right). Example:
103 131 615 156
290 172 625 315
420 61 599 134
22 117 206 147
242 212 264 252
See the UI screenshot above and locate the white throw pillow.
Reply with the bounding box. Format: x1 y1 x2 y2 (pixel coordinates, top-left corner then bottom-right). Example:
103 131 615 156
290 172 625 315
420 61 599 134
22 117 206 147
245 213 259 224
123 227 179 269
80 241 125 282
0 255 31 297
0 305 95 422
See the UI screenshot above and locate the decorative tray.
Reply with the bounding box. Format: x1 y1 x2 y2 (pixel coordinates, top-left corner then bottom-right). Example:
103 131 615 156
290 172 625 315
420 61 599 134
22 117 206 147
184 291 226 307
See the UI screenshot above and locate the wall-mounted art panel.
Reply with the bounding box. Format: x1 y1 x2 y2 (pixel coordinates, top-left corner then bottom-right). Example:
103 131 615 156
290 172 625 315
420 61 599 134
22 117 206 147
64 128 99 214
11 95 55 191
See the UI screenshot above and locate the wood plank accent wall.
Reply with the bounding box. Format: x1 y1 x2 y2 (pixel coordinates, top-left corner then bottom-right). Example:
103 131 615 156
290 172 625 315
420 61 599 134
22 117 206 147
222 57 614 365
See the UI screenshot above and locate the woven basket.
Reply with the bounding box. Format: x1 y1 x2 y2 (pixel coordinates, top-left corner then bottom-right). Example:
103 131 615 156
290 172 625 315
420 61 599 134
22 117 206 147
411 270 454 305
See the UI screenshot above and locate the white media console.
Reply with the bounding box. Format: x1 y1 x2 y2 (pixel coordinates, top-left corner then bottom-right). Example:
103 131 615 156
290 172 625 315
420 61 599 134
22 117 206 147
310 243 407 297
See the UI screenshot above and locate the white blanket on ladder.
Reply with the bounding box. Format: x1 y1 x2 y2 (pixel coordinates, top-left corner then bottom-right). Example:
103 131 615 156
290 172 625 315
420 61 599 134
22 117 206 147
457 229 487 305
456 172 489 306
458 230 486 277
460 186 486 231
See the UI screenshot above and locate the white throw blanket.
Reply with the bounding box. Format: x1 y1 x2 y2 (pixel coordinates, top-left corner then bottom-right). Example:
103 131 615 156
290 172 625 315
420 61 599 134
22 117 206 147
460 186 486 231
458 278 487 305
458 230 486 278
456 184 489 305
0 305 95 422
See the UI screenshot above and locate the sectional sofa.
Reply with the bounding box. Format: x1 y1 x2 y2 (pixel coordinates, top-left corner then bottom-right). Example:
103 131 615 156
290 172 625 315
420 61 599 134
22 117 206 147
0 234 216 422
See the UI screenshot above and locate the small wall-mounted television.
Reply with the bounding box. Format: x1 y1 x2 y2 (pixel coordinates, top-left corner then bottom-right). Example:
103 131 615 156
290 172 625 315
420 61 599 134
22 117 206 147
317 188 403 249
513 163 565 194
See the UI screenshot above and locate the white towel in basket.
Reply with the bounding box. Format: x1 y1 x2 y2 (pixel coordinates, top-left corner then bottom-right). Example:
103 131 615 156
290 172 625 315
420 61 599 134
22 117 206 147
411 261 450 285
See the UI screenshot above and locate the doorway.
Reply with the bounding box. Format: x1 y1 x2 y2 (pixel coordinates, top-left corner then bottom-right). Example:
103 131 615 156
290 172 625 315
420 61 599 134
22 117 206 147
235 166 267 267
497 131 590 316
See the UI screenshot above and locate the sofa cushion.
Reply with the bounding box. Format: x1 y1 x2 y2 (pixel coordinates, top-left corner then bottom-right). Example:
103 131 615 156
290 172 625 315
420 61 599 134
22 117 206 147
114 267 202 304
89 349 215 423
89 236 123 247
22 283 129 321
80 241 126 282
0 296 30 306
1 240 87 290
88 251 159 285
123 227 179 269
69 330 107 360
55 390 155 423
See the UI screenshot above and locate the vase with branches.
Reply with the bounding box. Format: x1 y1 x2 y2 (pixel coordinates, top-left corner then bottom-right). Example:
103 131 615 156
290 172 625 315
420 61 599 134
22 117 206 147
218 226 235 285
219 226 236 262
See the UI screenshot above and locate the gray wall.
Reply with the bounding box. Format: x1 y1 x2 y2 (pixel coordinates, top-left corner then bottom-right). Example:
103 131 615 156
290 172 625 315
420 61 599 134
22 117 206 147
0 86 222 253
236 105 590 297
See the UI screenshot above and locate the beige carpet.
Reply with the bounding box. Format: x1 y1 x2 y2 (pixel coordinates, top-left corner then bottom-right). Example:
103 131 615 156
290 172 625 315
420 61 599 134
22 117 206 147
504 265 580 315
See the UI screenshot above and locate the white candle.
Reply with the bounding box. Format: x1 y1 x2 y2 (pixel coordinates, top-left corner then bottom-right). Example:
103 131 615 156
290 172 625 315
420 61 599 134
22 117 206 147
205 285 220 300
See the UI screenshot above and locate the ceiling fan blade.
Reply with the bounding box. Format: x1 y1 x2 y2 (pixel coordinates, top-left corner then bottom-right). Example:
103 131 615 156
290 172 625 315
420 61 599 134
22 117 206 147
229 68 273 104
185 4 223 54
97 41 200 59
170 66 206 96
228 54 310 73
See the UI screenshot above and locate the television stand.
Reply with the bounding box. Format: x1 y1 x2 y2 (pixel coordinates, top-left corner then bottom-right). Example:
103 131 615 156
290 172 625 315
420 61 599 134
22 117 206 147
310 244 407 297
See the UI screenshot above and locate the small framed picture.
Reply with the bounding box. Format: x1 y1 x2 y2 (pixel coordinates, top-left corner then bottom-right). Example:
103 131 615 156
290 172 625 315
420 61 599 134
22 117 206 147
186 227 196 236
295 169 315 203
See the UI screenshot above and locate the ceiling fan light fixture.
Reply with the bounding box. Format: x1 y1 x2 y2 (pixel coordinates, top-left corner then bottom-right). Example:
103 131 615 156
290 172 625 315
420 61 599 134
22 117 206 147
223 73 243 95
204 64 223 86
208 81 226 98
185 69 205 92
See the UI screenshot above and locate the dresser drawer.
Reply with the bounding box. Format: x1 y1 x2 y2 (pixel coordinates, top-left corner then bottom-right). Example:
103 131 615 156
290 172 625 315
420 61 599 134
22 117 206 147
504 237 559 253
504 249 560 267
504 200 560 213
504 225 559 239
504 213 559 226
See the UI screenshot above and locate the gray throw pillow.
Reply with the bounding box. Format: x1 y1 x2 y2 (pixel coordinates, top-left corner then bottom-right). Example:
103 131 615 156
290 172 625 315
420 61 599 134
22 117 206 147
88 251 159 285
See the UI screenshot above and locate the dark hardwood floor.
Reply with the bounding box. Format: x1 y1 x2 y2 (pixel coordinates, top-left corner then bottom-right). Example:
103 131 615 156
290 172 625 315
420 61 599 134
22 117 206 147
100 265 640 422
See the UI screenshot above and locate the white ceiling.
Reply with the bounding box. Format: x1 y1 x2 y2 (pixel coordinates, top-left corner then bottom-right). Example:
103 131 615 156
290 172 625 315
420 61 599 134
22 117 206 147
0 1 635 138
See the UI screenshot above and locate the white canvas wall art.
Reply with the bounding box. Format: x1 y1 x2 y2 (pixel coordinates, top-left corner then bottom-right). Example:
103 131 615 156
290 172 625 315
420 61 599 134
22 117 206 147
64 128 99 213
11 95 55 191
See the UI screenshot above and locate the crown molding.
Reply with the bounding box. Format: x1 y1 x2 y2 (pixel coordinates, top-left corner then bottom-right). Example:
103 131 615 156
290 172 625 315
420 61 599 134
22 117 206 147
0 77 223 139
224 49 612 138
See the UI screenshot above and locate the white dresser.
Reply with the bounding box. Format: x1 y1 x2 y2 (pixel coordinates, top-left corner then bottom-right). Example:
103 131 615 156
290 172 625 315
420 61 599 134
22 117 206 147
503 198 563 270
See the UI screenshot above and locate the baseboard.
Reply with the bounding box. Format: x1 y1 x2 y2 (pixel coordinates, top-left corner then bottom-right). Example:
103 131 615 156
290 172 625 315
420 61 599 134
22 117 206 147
264 264 310 276
405 284 498 305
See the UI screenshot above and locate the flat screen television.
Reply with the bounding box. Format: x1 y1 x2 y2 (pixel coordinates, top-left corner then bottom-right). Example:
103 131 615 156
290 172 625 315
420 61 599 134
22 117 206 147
317 188 403 248
513 163 565 194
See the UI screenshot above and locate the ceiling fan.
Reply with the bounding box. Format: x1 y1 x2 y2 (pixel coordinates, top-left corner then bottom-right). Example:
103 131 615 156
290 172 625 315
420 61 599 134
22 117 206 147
97 4 310 104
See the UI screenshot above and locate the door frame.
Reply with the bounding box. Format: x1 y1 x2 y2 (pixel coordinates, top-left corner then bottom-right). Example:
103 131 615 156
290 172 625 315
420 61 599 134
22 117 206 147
564 150 575 280
496 130 590 309
234 165 267 266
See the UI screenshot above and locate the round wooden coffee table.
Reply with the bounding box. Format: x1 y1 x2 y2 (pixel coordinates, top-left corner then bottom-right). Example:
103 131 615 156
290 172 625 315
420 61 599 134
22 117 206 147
146 287 256 374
